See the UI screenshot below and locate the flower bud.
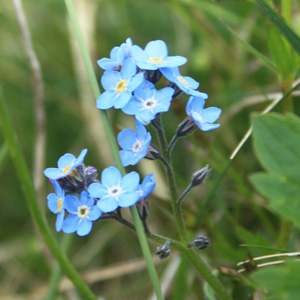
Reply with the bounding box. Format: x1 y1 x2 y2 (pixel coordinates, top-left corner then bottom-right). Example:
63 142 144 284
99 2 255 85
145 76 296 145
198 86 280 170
145 144 160 160
176 116 197 137
136 197 149 221
155 241 172 259
187 236 210 250
191 165 211 187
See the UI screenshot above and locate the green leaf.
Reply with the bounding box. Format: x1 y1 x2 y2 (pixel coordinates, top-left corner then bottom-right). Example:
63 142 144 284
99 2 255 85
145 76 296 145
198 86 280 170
268 25 298 81
255 0 300 56
250 173 300 228
251 262 300 298
252 113 300 182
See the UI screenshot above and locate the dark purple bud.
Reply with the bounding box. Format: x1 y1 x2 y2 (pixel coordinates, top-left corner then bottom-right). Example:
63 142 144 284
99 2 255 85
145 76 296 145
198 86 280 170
187 236 210 250
136 197 149 221
145 144 160 160
176 116 197 137
155 241 171 259
191 165 211 187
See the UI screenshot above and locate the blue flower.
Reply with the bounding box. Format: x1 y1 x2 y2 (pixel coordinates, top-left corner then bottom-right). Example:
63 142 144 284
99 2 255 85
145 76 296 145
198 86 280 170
122 81 174 124
62 191 102 236
47 180 65 232
186 96 221 131
44 149 88 180
137 174 156 200
88 167 140 213
97 58 144 110
118 120 152 167
130 40 187 70
97 38 133 71
160 67 208 97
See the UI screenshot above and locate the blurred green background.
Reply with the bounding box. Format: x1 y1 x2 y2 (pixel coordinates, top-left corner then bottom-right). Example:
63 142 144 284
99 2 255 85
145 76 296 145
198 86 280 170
1 0 300 299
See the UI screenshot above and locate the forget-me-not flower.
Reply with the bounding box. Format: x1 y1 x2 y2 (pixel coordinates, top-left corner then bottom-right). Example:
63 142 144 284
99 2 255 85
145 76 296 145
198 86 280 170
62 191 102 236
47 180 65 232
88 166 140 213
137 174 156 201
122 81 174 124
97 58 144 110
130 40 187 70
160 67 208 97
43 149 88 181
97 38 133 71
186 95 221 131
118 120 152 167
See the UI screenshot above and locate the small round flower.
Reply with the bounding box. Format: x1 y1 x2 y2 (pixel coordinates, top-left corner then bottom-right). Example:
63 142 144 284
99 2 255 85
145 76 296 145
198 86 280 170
186 95 221 131
88 167 140 213
130 40 187 70
160 67 208 97
97 38 133 71
97 58 144 110
136 174 156 200
118 120 152 167
62 191 102 236
43 149 88 181
122 81 174 124
47 180 65 232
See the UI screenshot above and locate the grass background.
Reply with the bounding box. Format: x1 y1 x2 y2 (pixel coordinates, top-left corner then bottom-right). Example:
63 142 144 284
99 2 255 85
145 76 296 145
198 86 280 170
1 0 300 299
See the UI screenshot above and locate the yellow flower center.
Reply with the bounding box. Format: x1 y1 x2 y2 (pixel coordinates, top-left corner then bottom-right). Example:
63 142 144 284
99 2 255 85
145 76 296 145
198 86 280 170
149 57 164 64
177 76 188 86
57 198 63 213
115 80 128 93
63 164 72 174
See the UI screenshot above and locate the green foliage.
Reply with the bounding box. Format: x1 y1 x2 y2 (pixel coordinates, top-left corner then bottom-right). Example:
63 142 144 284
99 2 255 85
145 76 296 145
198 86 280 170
251 113 300 229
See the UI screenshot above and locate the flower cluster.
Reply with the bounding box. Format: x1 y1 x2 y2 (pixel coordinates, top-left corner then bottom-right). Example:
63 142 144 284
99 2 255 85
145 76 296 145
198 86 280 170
44 149 156 236
97 38 222 167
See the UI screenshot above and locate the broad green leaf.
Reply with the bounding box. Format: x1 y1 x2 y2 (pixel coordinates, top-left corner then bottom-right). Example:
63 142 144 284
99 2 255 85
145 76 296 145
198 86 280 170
252 113 300 182
268 25 297 81
255 0 300 56
251 262 300 298
250 173 300 229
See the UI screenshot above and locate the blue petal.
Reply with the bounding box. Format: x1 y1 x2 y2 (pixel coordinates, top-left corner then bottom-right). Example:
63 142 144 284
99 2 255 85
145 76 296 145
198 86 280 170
79 191 93 206
77 219 93 236
121 97 141 115
135 120 147 137
201 107 222 123
162 56 187 68
127 73 144 92
97 197 118 213
62 215 79 233
52 180 64 197
130 45 148 62
75 149 88 166
119 150 135 167
64 195 80 213
101 166 122 186
121 58 137 79
121 171 140 191
57 153 75 169
88 206 102 221
47 193 59 214
141 174 156 198
197 122 220 131
97 90 119 110
88 182 107 198
145 40 168 57
55 211 65 232
101 71 121 90
43 168 64 180
114 91 132 109
118 129 137 149
119 191 139 207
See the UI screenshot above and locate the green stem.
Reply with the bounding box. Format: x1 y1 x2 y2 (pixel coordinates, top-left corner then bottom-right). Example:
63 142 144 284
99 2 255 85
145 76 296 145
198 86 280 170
64 1 163 299
152 115 232 300
45 234 73 300
0 88 97 300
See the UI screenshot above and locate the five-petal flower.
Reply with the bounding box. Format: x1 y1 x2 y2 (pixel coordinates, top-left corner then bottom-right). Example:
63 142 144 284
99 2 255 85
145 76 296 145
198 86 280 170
97 58 144 110
62 191 102 236
88 167 140 213
43 149 88 181
130 40 187 70
186 95 221 131
122 81 174 124
118 120 152 167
